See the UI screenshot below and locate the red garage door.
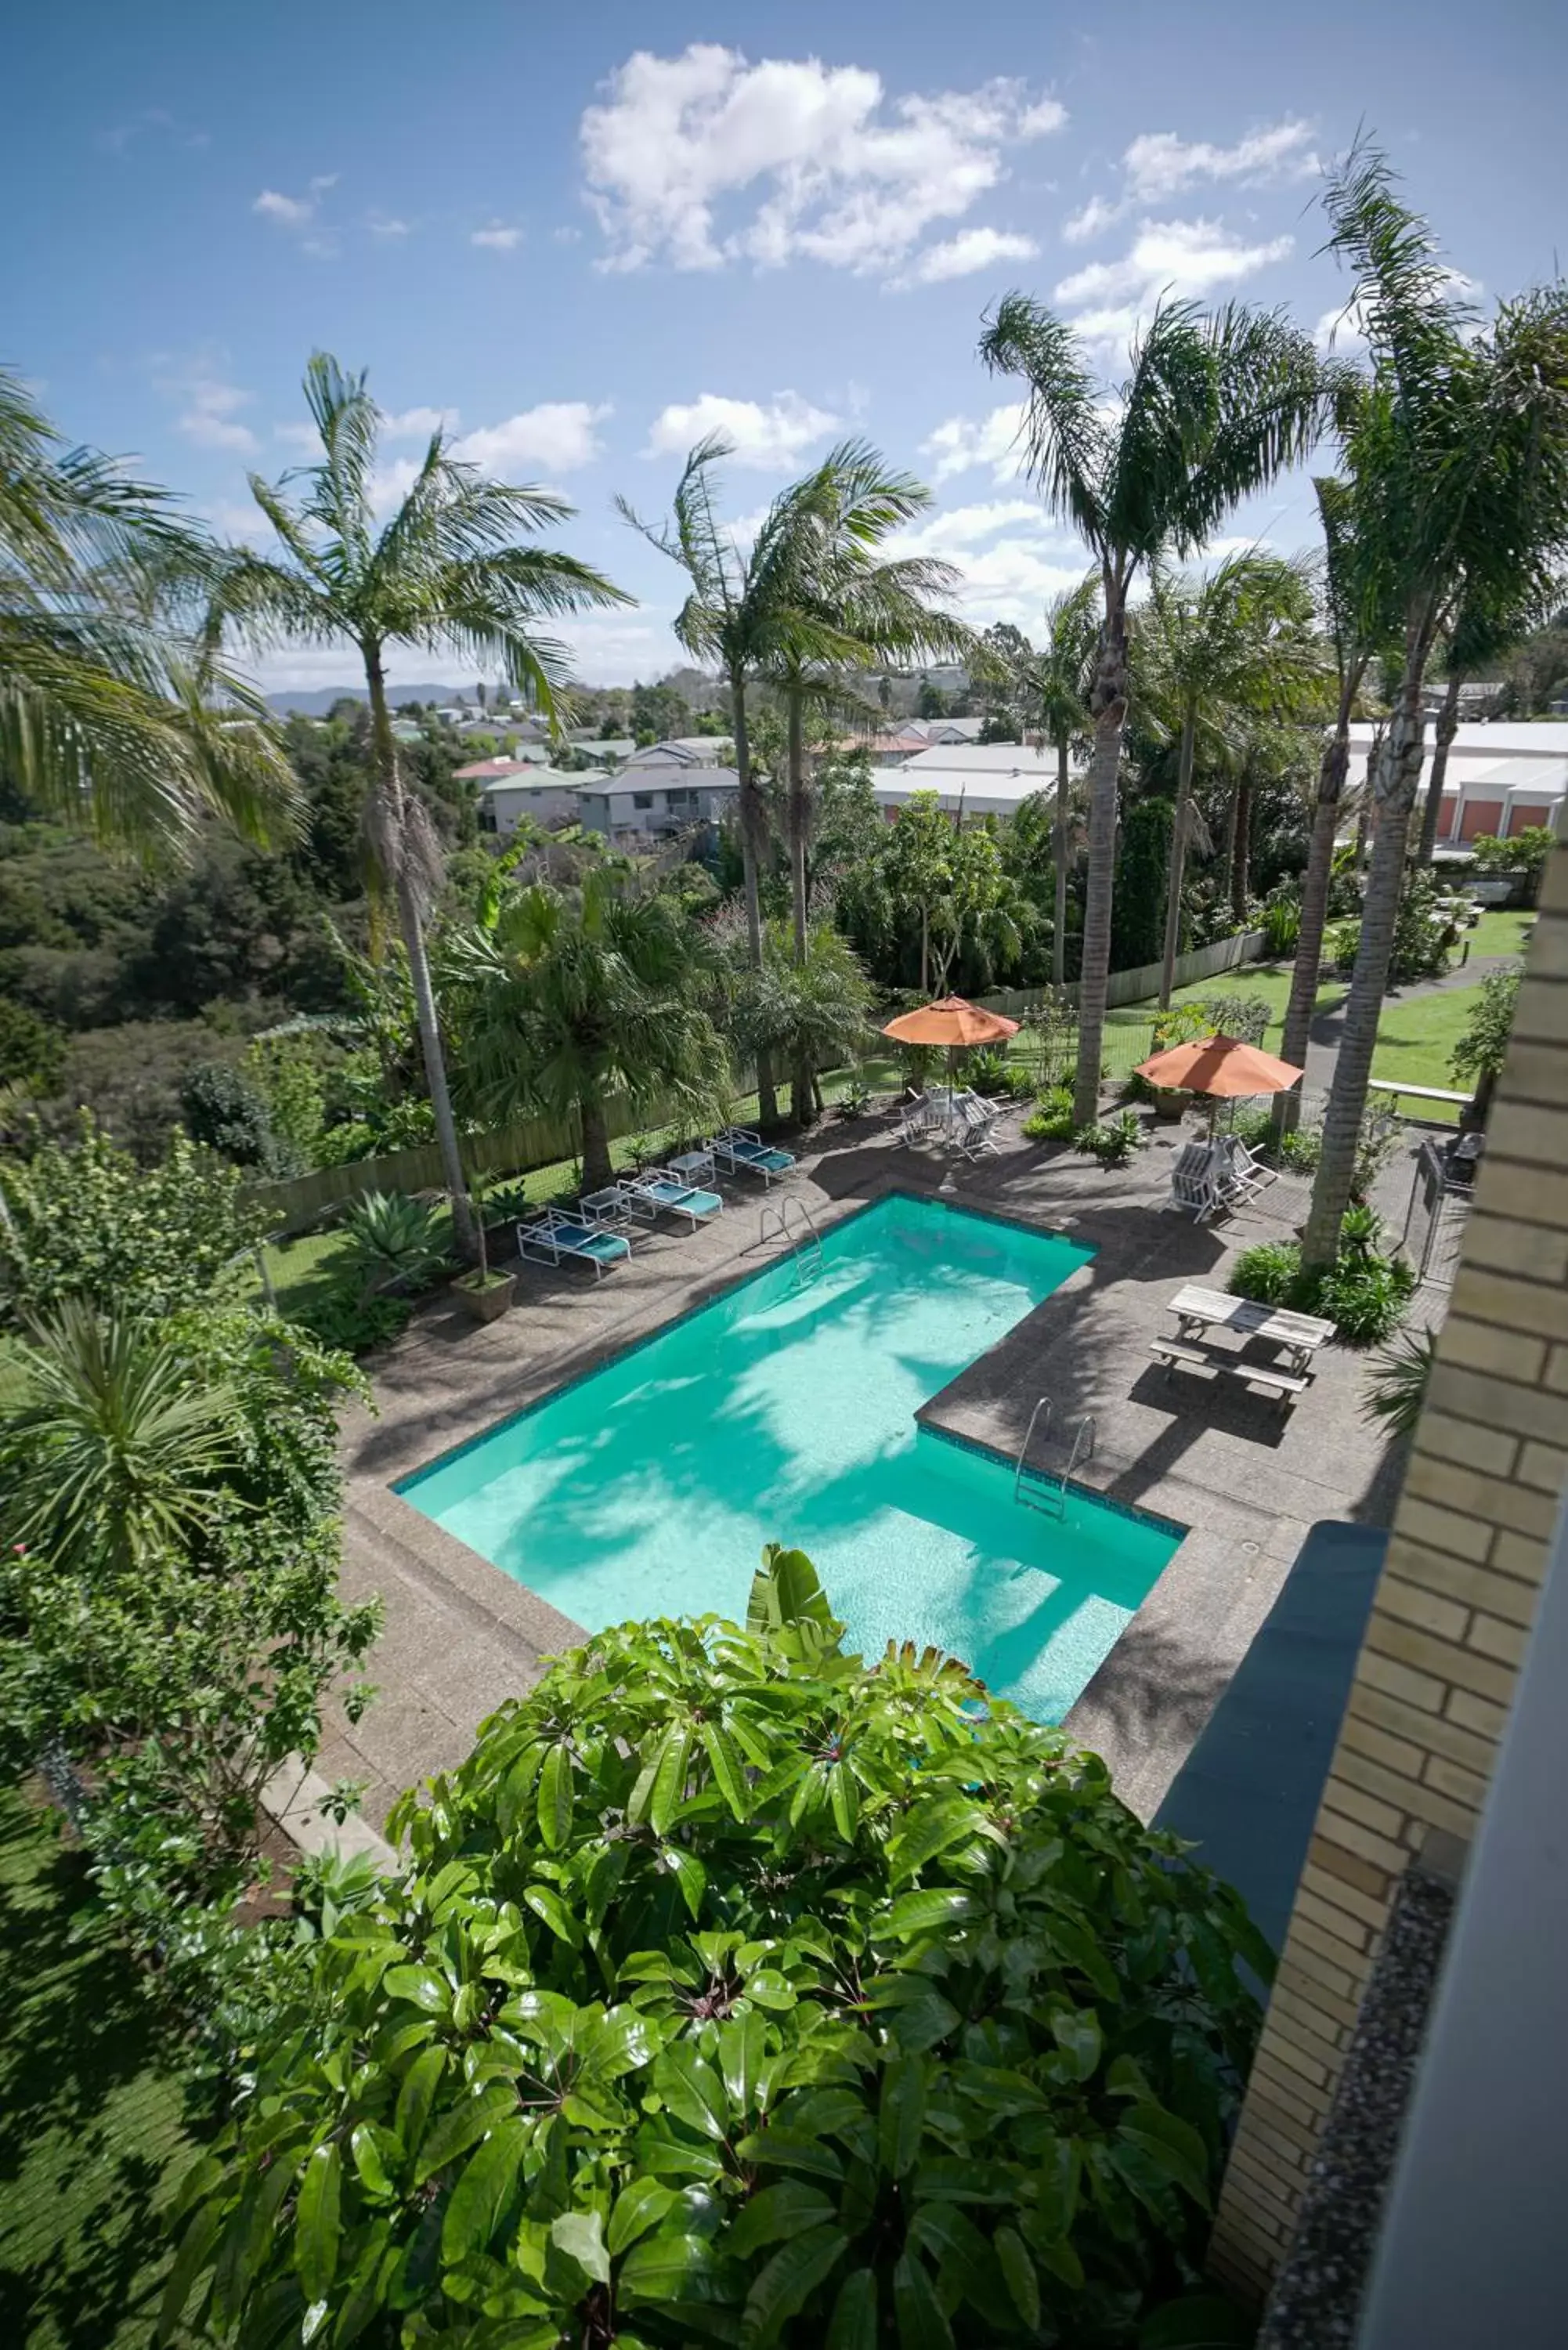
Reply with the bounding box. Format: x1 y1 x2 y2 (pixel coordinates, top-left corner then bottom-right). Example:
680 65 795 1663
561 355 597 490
1458 797 1504 842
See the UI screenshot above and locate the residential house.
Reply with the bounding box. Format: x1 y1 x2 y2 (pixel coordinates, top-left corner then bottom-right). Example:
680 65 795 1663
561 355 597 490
577 767 740 845
621 736 734 769
457 759 583 834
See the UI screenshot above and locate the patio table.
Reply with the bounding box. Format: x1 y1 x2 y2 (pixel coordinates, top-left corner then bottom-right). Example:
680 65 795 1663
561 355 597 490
1168 1282 1335 1378
667 1148 716 1183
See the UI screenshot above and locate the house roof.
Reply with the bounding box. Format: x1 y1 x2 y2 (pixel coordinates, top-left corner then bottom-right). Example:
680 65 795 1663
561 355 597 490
896 743 1058 776
1347 720 1568 762
467 763 583 792
584 768 741 798
873 771 1057 816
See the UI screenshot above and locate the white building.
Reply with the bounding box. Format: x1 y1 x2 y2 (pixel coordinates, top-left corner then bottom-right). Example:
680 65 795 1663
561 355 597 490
873 740 1064 821
622 736 734 769
1346 721 1568 846
467 764 583 835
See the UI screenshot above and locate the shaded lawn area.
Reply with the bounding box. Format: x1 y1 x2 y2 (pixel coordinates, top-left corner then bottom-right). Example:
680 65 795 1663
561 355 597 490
0 1786 208 2349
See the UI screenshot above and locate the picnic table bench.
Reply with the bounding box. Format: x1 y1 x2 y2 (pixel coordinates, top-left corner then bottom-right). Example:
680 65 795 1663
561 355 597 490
1367 1079 1471 1117
1169 1282 1335 1376
1149 1335 1310 1408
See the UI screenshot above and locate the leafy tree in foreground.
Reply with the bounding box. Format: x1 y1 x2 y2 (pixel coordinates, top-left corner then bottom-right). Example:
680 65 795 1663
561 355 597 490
980 294 1335 1126
0 369 297 866
166 1550 1268 2349
208 355 630 1255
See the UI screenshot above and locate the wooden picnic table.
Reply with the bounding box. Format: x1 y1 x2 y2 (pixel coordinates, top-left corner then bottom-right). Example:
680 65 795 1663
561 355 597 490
1169 1282 1335 1376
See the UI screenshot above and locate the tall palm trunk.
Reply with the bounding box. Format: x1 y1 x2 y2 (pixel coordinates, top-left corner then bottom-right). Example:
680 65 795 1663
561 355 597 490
1302 660 1429 1271
1158 708 1196 1007
1416 671 1462 864
1052 735 1070 990
786 685 809 967
363 650 477 1260
1230 767 1252 927
729 669 777 1123
1072 593 1129 1130
579 1090 613 1195
1272 689 1355 1141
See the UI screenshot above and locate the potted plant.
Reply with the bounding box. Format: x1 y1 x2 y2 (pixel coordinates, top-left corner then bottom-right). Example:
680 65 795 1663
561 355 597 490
450 1198 515 1323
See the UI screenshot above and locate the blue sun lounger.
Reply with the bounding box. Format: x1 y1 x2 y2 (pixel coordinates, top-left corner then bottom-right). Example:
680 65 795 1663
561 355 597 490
712 1127 796 1186
516 1209 631 1278
621 1171 724 1228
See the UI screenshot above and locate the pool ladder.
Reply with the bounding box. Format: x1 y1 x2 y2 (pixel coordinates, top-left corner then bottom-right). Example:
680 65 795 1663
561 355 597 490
760 1196 825 1289
1013 1397 1095 1519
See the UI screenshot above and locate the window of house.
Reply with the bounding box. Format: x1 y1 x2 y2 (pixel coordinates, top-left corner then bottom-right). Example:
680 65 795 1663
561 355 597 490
633 792 653 810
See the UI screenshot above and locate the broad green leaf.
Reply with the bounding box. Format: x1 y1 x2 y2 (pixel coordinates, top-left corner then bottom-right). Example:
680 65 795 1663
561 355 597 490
654 2044 730 2141
537 1741 574 1850
412 2084 514 2189
650 1726 694 1835
886 1994 962 2056
700 1719 751 1820
617 2228 726 2304
1034 2136 1080 2240
740 2225 848 2348
826 2265 878 2350
591 2004 662 2080
887 1798 985 1885
393 2045 446 2160
522 1883 581 1946
210 2146 300 2327
382 1965 450 2016
742 1969 796 2012
1120 2105 1213 2208
156 2199 222 2341
735 2130 844 2181
295 2143 342 2306
875 1889 971 1941
442 2118 529 2261
725 2180 837 2261
663 1842 707 1921
828 1762 860 1842
1036 2232 1086 2290
719 2012 766 2113
877 2058 927 2181
1050 2006 1102 2084
893 2248 955 2350
995 2226 1039 2332
349 2123 403 2197
1046 1913 1120 2002
551 2209 611 2285
607 2178 678 2257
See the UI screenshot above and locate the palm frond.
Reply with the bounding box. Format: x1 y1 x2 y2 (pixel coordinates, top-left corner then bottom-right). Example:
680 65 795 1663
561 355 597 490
979 295 1111 554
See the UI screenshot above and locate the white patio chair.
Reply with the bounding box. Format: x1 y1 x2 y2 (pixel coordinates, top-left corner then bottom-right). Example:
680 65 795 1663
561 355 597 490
1169 1140 1226 1223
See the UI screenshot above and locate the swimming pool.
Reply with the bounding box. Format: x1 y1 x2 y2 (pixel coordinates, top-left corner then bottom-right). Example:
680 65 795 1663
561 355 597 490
399 1193 1182 1723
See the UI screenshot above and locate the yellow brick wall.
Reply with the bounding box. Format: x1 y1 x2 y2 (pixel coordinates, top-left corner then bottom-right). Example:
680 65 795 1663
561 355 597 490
1209 841 1568 2302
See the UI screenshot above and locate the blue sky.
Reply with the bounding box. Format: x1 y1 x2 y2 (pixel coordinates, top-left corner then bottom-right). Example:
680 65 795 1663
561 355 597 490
5 0 1565 689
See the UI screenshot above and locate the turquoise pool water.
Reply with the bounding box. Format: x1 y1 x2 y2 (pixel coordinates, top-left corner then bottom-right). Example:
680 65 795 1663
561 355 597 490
399 1194 1181 1723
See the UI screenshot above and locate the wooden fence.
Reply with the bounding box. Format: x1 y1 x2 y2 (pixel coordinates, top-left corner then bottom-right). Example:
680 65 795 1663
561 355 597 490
250 927 1269 1234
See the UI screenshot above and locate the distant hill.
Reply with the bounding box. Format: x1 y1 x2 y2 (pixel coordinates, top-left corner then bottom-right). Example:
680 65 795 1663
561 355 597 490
265 683 468 717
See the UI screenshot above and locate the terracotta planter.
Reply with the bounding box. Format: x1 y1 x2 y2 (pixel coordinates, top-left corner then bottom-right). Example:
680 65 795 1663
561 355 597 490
1151 1088 1190 1123
450 1272 515 1323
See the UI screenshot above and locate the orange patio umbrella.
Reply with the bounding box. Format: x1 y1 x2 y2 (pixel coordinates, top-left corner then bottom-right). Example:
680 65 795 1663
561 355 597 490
1134 1032 1303 1129
882 995 1020 1113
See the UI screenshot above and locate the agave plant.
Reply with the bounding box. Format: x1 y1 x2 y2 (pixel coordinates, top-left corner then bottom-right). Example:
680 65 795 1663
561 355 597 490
340 1189 450 1300
1360 1325 1439 1437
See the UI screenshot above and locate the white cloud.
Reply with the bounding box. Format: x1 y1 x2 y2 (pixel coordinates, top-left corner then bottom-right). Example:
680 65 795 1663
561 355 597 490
274 421 320 450
170 375 259 455
919 403 1025 484
252 174 339 238
581 45 1065 279
471 222 523 251
204 497 271 544
453 403 610 473
1123 120 1317 204
368 212 410 237
1053 217 1294 354
1061 193 1123 245
644 391 838 469
383 405 459 439
887 498 1045 555
905 226 1038 284
880 497 1086 631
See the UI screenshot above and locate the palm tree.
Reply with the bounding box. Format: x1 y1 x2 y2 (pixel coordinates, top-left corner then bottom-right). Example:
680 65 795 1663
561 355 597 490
1136 552 1324 1007
981 295 1335 1126
725 920 876 1123
207 355 630 1255
0 369 295 864
767 443 971 967
1020 576 1099 986
445 859 726 1195
619 438 838 1123
1301 146 1568 1271
1414 575 1534 864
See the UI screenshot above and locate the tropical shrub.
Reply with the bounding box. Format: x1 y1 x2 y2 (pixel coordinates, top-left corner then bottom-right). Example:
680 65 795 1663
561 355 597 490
1228 1231 1415 1345
1260 888 1301 959
1227 1242 1300 1307
1361 1325 1439 1437
1075 1111 1144 1167
165 1549 1270 2350
1388 870 1456 985
292 1282 415 1356
1023 1085 1077 1143
1278 1125 1323 1177
1323 917 1361 972
1451 968 1522 1090
0 1113 272 1328
341 1188 451 1299
1470 826 1555 902
1196 995 1271 1047
963 1044 1014 1095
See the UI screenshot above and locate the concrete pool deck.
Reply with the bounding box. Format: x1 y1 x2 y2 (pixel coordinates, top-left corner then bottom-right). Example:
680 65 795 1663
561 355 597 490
320 1104 1428 1829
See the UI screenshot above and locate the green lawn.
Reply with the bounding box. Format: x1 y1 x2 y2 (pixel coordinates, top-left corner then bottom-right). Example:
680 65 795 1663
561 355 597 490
0 1788 207 2349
